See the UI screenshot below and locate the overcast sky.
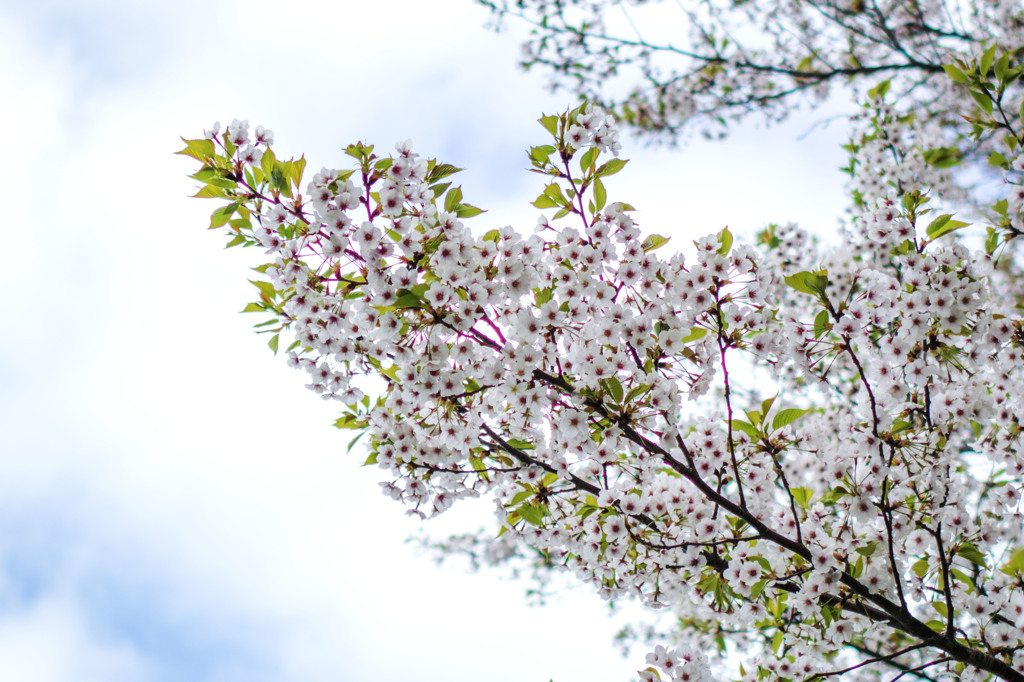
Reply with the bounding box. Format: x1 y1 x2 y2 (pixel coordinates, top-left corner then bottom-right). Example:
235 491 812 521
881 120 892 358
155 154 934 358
0 1 848 681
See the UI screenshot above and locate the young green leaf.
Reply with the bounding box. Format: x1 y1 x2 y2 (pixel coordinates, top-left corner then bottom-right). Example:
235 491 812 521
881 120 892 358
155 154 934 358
539 114 560 137
791 487 813 509
716 227 732 256
943 63 969 83
956 543 988 568
980 44 997 78
175 138 216 161
926 214 970 240
444 186 464 212
518 502 548 526
454 203 486 218
771 407 813 431
641 234 670 253
595 158 628 178
593 178 607 212
427 163 463 183
730 419 761 439
602 377 624 403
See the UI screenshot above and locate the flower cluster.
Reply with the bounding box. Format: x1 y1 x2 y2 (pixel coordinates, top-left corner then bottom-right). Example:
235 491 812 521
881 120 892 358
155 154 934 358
181 47 1024 682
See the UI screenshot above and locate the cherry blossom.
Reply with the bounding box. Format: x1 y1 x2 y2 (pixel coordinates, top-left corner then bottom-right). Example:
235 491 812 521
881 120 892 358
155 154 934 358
179 36 1024 682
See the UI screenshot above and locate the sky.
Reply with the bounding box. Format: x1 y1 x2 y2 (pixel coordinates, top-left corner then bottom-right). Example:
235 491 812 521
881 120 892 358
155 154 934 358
0 1 849 681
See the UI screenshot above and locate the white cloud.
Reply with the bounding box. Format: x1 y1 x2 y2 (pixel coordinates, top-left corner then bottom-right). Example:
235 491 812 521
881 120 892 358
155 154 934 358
0 594 149 682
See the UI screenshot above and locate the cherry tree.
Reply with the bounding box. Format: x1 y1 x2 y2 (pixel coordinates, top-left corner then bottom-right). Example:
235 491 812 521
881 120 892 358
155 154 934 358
179 6 1024 681
479 0 1024 146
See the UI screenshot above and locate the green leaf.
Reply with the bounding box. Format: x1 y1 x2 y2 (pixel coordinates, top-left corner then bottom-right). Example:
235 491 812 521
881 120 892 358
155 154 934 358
268 333 280 355
518 502 548 526
791 487 813 509
855 540 879 557
995 53 1011 82
260 148 277 175
783 273 811 294
989 151 1008 168
784 270 829 296
250 279 277 300
999 548 1024 576
678 327 708 343
506 438 534 451
985 226 1000 255
427 163 462 183
175 137 216 161
970 89 994 114
867 79 891 99
544 183 567 202
819 486 848 506
347 431 367 454
392 292 424 309
602 377 624 403
203 175 238 190
943 64 969 83
981 43 997 78
579 146 599 173
430 181 452 199
814 309 831 338
716 227 733 256
624 384 652 403
194 185 226 199
595 158 628 178
539 114 559 137
926 214 971 240
529 145 556 166
454 203 485 218
771 631 783 655
290 155 306 188
509 489 534 507
534 287 554 305
730 419 760 439
444 186 463 213
641 234 670 253
890 420 912 434
912 558 929 578
240 302 265 313
921 147 962 169
532 194 559 209
931 601 948 618
269 165 290 196
956 543 988 568
772 407 812 431
593 178 607 212
209 202 239 229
